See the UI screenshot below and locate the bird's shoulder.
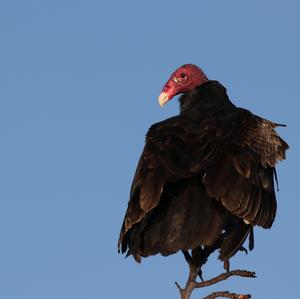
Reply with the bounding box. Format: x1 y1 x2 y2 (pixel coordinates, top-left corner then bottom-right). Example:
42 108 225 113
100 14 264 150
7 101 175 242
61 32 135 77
231 108 289 167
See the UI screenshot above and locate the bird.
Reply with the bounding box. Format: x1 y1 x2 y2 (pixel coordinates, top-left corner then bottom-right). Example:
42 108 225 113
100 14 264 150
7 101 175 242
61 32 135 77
118 64 288 266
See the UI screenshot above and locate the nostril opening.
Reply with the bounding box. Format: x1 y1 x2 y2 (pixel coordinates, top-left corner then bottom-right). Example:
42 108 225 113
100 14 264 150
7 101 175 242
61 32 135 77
163 84 170 91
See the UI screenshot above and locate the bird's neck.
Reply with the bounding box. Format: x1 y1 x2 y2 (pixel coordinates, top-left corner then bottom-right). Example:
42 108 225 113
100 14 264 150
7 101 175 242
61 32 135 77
179 81 235 117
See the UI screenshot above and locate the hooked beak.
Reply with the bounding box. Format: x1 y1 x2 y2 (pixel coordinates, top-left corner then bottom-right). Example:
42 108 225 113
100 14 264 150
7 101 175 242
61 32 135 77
158 92 169 107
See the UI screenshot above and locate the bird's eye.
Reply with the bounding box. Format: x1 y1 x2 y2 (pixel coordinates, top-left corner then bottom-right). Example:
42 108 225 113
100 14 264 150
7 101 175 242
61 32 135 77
173 73 187 83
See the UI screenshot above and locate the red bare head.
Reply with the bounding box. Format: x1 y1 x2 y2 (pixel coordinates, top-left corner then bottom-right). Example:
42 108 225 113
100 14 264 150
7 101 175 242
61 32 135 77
158 64 208 107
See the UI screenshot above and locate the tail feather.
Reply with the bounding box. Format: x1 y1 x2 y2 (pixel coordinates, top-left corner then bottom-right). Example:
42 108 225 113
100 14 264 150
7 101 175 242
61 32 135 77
249 227 254 251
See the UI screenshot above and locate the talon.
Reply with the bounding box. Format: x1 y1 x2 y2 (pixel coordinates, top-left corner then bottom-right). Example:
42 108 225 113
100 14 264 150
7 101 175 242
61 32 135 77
239 246 248 255
198 268 204 282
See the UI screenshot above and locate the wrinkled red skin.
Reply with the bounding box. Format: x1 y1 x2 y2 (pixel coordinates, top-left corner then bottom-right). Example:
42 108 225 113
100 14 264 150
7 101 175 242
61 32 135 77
161 64 208 102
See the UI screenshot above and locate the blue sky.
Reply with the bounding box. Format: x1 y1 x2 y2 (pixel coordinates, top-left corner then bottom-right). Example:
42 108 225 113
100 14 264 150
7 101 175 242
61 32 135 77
0 1 298 298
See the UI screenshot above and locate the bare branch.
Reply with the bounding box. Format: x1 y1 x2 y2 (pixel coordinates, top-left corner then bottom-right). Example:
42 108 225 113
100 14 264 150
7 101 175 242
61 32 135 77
175 248 256 299
194 270 256 288
203 291 251 299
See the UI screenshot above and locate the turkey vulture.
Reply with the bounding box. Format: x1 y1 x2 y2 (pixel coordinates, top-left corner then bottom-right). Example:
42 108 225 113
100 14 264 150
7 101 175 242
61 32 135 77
118 64 288 264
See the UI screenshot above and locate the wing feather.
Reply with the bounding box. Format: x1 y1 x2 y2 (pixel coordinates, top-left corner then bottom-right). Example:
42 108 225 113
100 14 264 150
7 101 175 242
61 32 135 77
119 108 288 255
202 109 288 226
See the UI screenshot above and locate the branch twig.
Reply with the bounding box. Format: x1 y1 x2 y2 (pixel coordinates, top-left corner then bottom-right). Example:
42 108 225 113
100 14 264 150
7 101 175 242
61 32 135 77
175 248 256 299
203 291 251 299
194 270 256 288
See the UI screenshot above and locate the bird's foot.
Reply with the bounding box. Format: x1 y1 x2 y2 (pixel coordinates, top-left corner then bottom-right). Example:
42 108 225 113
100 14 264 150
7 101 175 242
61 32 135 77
239 246 248 255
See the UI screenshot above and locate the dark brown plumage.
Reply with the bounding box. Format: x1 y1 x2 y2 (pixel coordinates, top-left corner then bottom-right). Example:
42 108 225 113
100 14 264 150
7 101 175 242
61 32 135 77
118 65 288 264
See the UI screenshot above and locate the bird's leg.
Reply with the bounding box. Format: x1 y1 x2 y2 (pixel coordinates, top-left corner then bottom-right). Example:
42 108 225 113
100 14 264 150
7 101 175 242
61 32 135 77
182 249 205 280
191 247 209 281
176 250 201 299
182 250 193 265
